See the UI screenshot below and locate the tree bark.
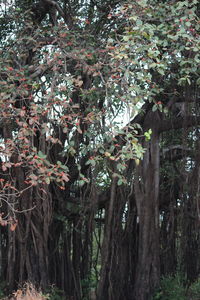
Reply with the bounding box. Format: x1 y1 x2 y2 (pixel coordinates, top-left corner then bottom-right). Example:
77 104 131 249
133 111 160 300
96 176 117 300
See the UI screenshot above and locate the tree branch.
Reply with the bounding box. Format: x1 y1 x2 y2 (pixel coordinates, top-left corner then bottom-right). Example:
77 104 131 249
159 116 200 133
43 0 65 17
43 0 74 29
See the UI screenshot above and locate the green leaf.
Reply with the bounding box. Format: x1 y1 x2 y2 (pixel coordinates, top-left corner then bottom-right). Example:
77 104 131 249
117 179 123 186
38 151 47 159
45 177 50 185
152 104 158 112
123 36 130 42
157 68 165 76
86 159 96 166
136 19 143 26
79 180 86 187
144 129 152 141
186 77 191 85
185 22 191 27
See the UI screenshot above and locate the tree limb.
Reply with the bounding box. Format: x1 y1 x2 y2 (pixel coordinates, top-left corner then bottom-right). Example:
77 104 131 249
159 116 200 133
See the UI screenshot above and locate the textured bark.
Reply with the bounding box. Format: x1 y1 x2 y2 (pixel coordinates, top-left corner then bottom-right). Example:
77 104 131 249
96 176 117 300
134 111 160 300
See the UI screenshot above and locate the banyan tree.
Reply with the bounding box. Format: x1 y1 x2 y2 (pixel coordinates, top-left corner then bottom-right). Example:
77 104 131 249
0 0 199 299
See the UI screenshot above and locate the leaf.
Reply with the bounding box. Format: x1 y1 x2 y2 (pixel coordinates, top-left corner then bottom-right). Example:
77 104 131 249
86 159 96 166
79 180 86 187
104 152 111 157
185 21 191 27
123 36 130 42
135 159 140 166
144 129 152 141
10 222 18 231
19 110 26 117
38 151 47 159
157 68 165 76
62 173 69 182
5 162 12 168
45 177 50 184
60 164 69 170
109 156 115 160
117 179 123 186
29 174 38 180
63 127 68 133
152 104 158 112
2 165 7 171
74 77 83 87
186 77 191 85
136 19 143 26
77 126 83 134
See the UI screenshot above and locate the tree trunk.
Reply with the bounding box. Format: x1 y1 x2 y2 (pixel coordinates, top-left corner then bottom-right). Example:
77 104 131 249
134 112 160 299
96 176 117 300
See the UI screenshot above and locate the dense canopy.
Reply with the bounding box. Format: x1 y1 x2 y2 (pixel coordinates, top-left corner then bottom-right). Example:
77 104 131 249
0 0 200 299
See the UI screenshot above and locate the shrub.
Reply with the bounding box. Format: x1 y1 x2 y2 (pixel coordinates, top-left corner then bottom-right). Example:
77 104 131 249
44 286 65 300
153 274 187 300
0 283 47 300
187 278 200 300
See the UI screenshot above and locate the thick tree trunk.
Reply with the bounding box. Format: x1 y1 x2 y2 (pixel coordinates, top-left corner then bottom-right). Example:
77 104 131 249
96 176 117 300
96 183 137 299
134 113 160 300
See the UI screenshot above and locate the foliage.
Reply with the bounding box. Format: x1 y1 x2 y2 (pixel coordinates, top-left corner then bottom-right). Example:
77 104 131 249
109 0 200 100
153 276 200 300
7 283 47 300
153 274 187 300
0 282 6 298
187 279 200 300
1 284 66 300
0 0 147 224
0 0 199 221
44 286 65 300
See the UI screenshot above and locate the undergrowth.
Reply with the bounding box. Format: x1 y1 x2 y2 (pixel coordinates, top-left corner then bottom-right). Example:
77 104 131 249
153 274 200 300
1 283 47 300
0 283 65 300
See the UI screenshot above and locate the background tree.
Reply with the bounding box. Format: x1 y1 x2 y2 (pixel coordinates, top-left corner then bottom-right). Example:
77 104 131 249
0 1 199 300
